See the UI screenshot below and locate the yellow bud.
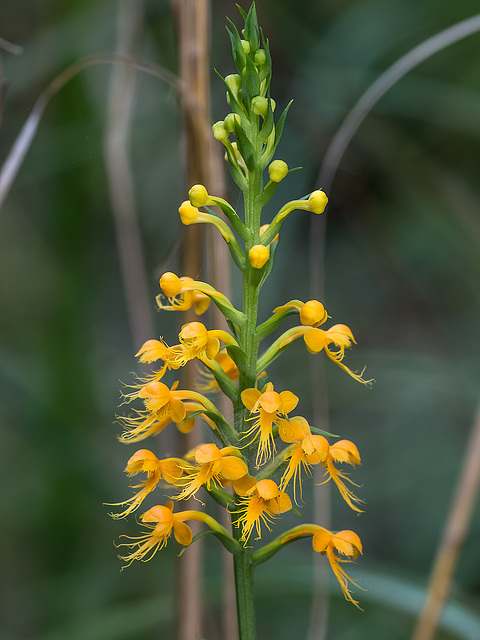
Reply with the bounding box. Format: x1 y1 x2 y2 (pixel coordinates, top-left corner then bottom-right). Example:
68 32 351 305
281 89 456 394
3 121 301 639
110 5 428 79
241 39 250 54
268 160 288 183
249 244 270 269
251 96 268 117
224 113 241 133
307 190 328 214
212 121 229 142
160 272 182 297
254 49 266 66
299 300 327 326
178 201 199 225
189 184 209 208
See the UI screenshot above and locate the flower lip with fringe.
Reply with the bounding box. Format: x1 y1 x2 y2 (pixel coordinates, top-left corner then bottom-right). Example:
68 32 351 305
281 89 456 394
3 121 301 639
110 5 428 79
282 525 363 608
236 479 292 543
278 416 330 503
116 502 194 567
118 380 214 442
175 443 248 502
109 450 186 519
241 382 298 467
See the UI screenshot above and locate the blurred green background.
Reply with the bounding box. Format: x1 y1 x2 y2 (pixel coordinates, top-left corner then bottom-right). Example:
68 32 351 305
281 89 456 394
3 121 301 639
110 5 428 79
1 1 480 639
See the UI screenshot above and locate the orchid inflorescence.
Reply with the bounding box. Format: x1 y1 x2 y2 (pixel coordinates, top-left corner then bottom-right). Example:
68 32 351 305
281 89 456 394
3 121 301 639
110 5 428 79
111 4 371 630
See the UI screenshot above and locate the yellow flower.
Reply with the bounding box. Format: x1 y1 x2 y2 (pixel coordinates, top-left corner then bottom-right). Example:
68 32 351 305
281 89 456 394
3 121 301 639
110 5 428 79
282 526 363 607
278 416 329 503
119 380 211 442
279 323 371 386
117 502 194 566
110 450 185 519
236 479 292 543
321 439 364 513
167 322 237 368
278 416 362 511
175 443 248 501
157 272 211 314
133 338 182 381
241 382 299 467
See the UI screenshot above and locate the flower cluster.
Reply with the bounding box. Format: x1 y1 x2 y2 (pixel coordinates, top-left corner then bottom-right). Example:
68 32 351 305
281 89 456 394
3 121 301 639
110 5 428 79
111 4 370 616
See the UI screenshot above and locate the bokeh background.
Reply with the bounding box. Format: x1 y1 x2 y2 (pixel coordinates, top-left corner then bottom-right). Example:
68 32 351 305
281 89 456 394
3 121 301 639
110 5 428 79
1 1 480 639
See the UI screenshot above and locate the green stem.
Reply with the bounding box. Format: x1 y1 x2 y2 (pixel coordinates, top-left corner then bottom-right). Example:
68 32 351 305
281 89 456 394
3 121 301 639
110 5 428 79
232 520 256 638
230 115 264 640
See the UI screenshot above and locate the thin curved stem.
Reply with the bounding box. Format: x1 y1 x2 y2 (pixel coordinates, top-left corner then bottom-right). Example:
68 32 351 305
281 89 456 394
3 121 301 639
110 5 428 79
318 13 480 192
0 53 181 211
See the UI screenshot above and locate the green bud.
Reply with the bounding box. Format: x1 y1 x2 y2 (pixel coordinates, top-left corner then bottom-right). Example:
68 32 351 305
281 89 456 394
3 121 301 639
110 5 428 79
241 39 251 54
224 113 241 133
212 121 229 142
225 74 242 94
254 49 266 66
251 96 268 117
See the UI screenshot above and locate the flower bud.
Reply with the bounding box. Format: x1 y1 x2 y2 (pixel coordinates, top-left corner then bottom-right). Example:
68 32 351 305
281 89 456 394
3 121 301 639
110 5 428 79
178 201 199 225
254 49 266 66
160 272 182 297
189 184 209 208
212 121 229 142
224 113 241 133
251 96 269 117
268 160 288 183
307 190 328 214
249 244 270 269
225 74 242 93
299 300 327 326
241 39 250 54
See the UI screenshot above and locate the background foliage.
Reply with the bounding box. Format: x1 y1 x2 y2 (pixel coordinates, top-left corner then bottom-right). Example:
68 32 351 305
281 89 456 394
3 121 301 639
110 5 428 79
1 0 480 638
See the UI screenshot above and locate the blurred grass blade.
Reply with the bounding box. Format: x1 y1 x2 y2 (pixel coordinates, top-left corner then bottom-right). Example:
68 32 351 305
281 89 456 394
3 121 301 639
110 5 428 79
0 54 180 212
319 13 480 192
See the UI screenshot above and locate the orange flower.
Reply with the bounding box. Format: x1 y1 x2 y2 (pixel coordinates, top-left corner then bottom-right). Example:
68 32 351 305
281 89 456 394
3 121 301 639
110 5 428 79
235 479 292 543
119 381 212 442
110 450 185 519
321 439 364 513
167 322 237 368
241 382 298 466
157 272 211 314
175 443 248 501
116 502 196 567
283 526 363 607
278 416 329 503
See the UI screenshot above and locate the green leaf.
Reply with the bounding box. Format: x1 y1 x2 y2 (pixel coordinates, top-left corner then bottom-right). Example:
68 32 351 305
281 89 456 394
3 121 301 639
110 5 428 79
226 22 246 72
243 3 260 52
243 54 260 101
273 100 292 148
233 120 256 171
226 344 248 373
310 426 339 438
255 179 278 209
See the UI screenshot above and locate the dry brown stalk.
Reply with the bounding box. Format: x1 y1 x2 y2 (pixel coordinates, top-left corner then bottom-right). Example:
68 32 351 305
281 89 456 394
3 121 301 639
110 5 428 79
104 0 154 349
411 401 480 640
